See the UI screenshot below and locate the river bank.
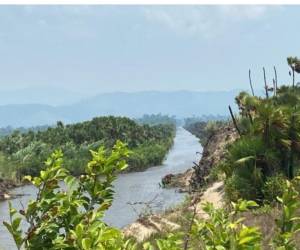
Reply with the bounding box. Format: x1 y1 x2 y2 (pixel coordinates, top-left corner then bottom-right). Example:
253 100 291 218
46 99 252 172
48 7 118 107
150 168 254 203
0 127 201 249
124 124 238 242
0 179 19 200
162 124 237 191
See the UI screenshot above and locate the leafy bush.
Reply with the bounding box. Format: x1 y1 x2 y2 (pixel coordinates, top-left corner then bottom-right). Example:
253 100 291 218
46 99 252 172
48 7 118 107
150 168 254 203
4 141 137 249
194 200 261 249
220 59 300 202
272 178 300 249
262 175 287 204
225 174 262 202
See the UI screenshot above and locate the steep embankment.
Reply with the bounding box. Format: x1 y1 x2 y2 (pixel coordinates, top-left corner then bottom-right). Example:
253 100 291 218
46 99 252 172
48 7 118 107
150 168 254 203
124 124 238 242
162 125 238 191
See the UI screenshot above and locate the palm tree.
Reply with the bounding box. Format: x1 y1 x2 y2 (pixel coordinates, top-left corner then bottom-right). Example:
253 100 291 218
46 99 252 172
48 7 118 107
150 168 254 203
287 57 300 87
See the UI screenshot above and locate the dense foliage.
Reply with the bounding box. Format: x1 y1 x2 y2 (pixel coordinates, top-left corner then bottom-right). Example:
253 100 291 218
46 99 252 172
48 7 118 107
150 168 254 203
184 120 227 146
6 142 300 249
219 85 300 203
136 114 177 126
184 115 228 127
0 116 175 179
5 141 137 249
0 125 49 137
214 57 300 205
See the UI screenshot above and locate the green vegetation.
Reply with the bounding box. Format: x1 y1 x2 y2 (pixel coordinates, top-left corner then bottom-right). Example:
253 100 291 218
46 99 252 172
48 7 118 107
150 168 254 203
5 141 137 249
184 120 227 146
184 116 228 146
145 179 300 249
0 125 49 138
5 142 300 249
136 114 177 126
184 115 228 126
188 58 298 204
219 84 300 203
6 57 300 249
155 58 300 249
0 116 175 180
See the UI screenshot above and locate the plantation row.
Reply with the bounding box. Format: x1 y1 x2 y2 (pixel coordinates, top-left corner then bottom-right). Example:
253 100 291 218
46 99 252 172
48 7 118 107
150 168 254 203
0 116 175 179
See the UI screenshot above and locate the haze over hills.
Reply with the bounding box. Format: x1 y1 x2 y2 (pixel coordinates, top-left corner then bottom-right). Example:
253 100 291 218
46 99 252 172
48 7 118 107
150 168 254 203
0 87 87 106
0 89 242 127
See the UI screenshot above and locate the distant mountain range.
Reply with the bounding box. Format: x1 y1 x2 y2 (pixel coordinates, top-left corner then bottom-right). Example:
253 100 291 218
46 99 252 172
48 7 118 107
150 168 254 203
0 90 242 127
0 87 85 106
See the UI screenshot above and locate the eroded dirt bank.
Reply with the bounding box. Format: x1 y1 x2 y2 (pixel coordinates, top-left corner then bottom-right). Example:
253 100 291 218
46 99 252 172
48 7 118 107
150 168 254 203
124 124 238 242
162 125 238 191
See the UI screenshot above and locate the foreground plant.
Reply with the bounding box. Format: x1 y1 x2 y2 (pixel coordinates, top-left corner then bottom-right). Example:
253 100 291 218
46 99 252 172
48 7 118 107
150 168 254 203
4 141 136 250
5 142 300 249
272 178 300 249
143 200 261 250
193 200 261 250
144 185 300 250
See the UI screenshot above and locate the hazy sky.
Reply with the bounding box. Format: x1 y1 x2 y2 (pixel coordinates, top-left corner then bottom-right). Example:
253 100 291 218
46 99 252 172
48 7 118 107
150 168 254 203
0 5 299 95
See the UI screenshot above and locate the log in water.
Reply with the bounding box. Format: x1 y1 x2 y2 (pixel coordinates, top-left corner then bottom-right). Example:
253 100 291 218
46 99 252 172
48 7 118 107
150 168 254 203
0 127 201 249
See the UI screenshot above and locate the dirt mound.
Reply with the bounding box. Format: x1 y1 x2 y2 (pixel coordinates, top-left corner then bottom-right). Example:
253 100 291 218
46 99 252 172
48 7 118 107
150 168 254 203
194 181 224 218
123 215 180 242
161 169 194 192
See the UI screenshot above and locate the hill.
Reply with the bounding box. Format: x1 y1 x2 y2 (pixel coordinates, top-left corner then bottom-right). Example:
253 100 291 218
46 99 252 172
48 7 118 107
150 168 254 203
0 90 239 127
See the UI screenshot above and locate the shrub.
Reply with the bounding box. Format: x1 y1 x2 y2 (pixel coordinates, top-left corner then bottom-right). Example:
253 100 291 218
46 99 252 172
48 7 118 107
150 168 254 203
262 175 287 204
225 174 263 202
4 141 137 250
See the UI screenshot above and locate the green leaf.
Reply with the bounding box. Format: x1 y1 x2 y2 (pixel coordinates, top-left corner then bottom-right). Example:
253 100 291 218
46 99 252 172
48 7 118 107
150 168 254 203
235 156 255 165
82 238 91 250
12 217 22 230
40 170 47 180
64 175 77 190
75 223 84 239
239 236 256 245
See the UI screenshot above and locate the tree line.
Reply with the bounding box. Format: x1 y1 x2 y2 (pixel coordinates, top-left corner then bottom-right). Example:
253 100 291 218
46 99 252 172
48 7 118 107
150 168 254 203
0 116 175 180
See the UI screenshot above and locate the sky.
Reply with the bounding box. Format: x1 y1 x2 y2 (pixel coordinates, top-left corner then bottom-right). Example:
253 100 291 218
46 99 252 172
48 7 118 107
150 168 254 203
0 5 299 96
